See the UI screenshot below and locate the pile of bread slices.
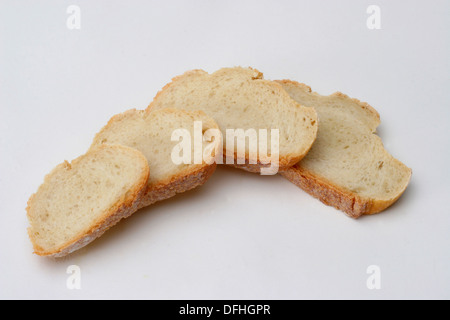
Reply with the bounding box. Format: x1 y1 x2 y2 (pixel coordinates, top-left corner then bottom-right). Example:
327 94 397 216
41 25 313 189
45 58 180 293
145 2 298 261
26 67 412 258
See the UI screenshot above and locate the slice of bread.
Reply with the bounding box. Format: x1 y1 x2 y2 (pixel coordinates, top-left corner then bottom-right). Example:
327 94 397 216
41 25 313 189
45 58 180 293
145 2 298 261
90 108 221 208
147 67 318 174
276 80 412 218
27 145 150 257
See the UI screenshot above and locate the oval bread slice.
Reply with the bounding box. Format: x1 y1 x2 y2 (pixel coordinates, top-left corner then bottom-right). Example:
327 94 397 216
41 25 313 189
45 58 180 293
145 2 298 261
90 108 221 208
147 67 318 173
277 80 412 218
27 145 150 257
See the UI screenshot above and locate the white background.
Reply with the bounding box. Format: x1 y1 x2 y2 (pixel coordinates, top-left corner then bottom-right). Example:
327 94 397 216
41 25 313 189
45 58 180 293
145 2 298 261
1 0 449 300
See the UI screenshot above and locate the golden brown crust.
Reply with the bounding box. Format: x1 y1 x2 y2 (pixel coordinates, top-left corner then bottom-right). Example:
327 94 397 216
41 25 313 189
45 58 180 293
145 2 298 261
137 163 217 209
281 164 411 218
27 145 150 257
280 166 369 218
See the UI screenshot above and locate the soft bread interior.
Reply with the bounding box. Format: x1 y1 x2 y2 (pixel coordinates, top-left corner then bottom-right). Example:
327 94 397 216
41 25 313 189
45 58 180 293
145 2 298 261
148 67 318 168
27 145 149 255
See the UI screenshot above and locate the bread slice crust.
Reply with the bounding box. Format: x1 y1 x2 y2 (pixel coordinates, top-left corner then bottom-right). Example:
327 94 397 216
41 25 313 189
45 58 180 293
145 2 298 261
27 145 150 257
277 80 412 218
281 164 410 218
137 160 217 209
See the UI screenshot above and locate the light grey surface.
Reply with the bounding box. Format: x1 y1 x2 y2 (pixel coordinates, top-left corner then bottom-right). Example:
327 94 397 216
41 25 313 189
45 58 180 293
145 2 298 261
0 0 449 299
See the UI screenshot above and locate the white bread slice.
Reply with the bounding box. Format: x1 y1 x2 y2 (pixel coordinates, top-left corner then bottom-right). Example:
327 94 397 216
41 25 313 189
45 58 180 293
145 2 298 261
90 108 221 208
276 80 412 218
147 67 318 173
27 145 150 257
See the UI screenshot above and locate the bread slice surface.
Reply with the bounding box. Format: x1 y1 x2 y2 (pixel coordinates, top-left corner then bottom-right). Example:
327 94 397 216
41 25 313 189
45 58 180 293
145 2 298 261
90 108 221 208
147 67 318 173
27 145 150 257
277 80 412 218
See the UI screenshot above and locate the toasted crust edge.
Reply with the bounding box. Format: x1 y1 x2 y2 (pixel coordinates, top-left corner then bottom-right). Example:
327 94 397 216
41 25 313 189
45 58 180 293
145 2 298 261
137 163 217 209
26 145 150 258
281 165 411 218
